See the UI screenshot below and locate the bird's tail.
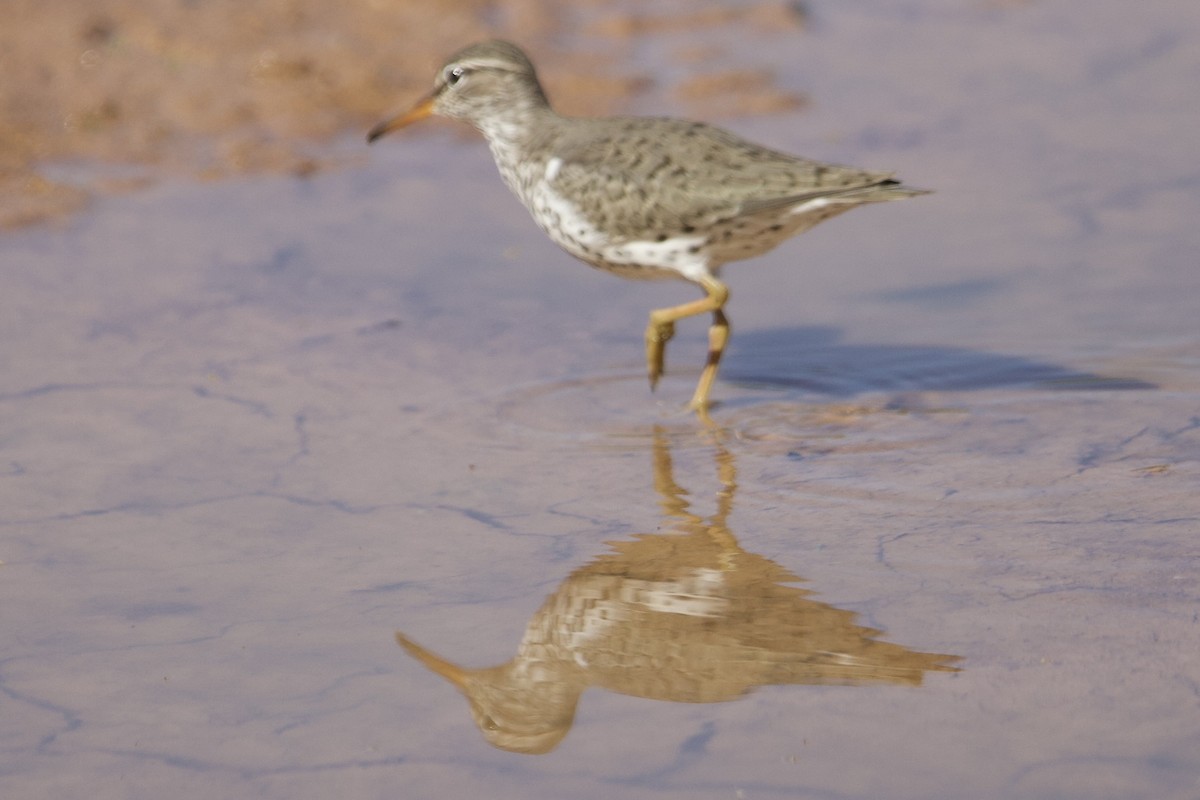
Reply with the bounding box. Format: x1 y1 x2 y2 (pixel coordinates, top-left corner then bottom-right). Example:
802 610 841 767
741 179 930 216
834 178 931 202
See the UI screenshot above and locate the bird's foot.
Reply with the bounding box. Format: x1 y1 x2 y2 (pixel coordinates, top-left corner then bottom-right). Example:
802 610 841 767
645 320 675 390
686 393 716 425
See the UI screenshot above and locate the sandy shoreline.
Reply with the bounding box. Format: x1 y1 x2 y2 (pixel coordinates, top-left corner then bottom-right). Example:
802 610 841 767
1 0 803 228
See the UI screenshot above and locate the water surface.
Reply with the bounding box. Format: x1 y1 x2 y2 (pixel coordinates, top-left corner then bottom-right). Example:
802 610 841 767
3 2 1199 798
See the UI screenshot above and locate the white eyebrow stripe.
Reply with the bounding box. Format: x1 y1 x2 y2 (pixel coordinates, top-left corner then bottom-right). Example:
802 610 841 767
459 58 525 72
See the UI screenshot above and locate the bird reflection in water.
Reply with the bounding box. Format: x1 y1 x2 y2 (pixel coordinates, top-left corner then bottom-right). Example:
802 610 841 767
396 428 960 754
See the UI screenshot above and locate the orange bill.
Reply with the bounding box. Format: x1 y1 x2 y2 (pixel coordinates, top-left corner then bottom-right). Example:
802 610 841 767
367 92 438 143
395 632 470 690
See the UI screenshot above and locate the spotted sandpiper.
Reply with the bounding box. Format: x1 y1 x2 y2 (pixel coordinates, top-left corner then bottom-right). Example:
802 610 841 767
368 40 929 413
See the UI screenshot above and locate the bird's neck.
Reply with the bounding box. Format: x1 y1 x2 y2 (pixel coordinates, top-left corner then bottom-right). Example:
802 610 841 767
474 102 557 153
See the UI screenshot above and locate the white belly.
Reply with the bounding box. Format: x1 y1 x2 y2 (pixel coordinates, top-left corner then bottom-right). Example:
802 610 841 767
524 179 711 281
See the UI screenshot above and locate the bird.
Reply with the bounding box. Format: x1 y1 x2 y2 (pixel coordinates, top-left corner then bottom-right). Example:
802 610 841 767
368 40 929 413
393 428 960 754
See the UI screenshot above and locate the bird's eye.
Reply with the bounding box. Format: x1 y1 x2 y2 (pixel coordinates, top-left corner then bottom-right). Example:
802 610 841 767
447 66 467 86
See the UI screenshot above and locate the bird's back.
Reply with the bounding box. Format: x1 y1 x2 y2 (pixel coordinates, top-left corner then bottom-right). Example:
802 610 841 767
513 115 923 277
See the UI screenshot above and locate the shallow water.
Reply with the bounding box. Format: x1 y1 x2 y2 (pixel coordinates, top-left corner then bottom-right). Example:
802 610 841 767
3 1 1200 798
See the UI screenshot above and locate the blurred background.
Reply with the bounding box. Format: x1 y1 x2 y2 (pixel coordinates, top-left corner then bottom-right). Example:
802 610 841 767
1 0 810 228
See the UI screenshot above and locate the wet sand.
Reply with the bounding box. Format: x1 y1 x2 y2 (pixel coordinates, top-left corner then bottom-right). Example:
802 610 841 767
3 1 1200 798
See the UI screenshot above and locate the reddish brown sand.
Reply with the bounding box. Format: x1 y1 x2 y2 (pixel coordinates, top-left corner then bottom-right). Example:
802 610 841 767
0 0 804 228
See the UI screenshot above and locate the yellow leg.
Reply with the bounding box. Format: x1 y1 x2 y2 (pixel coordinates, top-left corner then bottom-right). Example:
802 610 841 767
644 276 730 412
688 307 729 412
